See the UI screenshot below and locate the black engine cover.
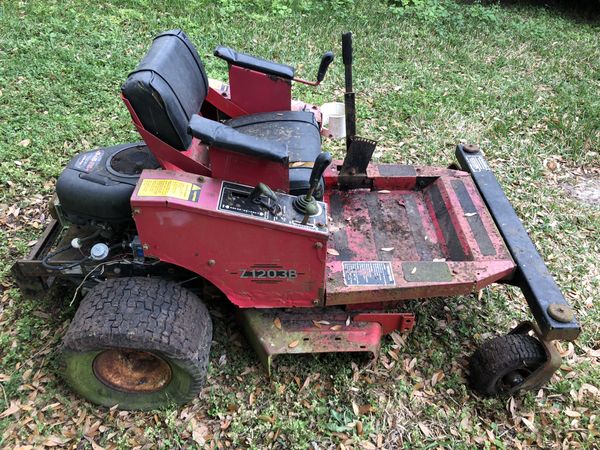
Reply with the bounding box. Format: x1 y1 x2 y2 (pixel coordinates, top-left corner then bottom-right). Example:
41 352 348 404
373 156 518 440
56 143 160 225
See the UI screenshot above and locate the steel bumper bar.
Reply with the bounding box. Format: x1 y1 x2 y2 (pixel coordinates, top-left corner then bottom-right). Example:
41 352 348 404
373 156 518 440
456 144 580 341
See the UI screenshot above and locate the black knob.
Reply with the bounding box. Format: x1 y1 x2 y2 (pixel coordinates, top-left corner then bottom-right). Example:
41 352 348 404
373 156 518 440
316 51 334 83
309 152 332 192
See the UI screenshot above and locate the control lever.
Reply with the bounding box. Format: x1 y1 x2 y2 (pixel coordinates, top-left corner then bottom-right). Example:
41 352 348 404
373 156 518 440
316 51 335 83
293 51 334 86
249 182 281 215
293 152 332 224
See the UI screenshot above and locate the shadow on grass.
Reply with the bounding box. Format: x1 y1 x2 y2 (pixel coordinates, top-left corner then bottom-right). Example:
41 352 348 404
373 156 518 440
473 0 600 22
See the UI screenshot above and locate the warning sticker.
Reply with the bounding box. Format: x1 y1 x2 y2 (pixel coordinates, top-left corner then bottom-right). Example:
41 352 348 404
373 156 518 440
466 155 490 172
137 179 201 202
342 261 396 287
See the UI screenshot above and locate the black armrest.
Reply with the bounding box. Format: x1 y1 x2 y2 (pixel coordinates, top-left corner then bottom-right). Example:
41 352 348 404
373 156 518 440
188 115 288 164
214 45 295 80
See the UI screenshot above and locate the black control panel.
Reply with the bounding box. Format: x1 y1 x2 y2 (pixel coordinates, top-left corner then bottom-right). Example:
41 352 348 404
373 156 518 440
218 182 328 233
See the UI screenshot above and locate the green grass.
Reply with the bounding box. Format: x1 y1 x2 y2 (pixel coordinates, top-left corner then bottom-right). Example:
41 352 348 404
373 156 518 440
1 0 599 448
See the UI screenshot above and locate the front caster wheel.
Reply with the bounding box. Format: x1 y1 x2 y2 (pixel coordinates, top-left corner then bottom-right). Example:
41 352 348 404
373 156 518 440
60 277 212 410
469 334 547 396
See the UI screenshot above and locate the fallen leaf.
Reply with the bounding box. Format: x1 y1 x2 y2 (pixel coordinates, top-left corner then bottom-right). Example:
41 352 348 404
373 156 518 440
288 340 299 348
521 417 537 432
418 422 432 437
352 401 359 416
565 409 581 418
330 325 342 331
411 267 417 274
258 415 274 423
378 190 391 194
464 212 477 217
381 247 394 252
359 404 376 415
431 371 445 386
327 248 340 256
273 317 282 330
0 400 20 419
41 436 69 447
84 436 105 450
189 418 208 446
19 139 31 147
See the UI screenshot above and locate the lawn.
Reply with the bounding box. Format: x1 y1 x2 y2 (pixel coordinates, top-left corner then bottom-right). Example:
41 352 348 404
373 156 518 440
0 0 599 448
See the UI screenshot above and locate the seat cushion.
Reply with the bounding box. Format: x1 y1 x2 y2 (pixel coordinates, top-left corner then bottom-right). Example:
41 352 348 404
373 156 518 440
226 111 322 197
121 29 208 151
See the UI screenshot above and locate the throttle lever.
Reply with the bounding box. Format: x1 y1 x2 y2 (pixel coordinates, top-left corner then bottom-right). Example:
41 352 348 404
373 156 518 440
249 183 281 215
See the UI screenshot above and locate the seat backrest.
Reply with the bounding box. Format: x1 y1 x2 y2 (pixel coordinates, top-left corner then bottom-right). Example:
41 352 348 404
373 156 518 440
121 29 208 150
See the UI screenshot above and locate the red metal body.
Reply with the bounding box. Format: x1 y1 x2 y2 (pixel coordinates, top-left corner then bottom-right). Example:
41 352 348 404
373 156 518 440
131 163 515 309
228 66 292 114
131 171 328 308
123 53 517 350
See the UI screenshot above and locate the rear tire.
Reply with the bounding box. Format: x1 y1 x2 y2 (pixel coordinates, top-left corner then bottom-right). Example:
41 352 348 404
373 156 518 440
61 277 212 410
469 334 546 396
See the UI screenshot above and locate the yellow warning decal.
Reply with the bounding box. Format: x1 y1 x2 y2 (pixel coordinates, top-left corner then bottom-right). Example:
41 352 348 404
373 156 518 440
137 179 201 202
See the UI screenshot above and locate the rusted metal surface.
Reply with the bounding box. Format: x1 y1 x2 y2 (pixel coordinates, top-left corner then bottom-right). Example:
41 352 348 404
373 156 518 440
352 312 415 334
508 321 562 393
339 136 378 187
93 349 172 393
238 308 382 375
324 169 515 306
462 143 480 153
547 303 575 323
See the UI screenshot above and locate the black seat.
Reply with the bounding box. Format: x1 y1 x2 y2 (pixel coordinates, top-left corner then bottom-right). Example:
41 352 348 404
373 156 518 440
121 29 322 197
226 111 321 196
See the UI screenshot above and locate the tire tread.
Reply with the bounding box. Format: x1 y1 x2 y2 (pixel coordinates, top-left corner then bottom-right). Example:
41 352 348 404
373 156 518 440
62 277 212 407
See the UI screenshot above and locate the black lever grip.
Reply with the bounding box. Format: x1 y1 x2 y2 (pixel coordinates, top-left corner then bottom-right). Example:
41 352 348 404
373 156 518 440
342 32 353 66
249 182 277 204
309 152 333 188
316 51 334 83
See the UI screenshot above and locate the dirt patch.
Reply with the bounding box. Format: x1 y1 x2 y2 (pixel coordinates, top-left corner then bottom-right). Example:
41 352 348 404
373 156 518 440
563 174 600 208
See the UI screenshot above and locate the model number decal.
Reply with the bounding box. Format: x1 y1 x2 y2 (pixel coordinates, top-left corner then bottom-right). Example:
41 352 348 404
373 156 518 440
240 269 297 279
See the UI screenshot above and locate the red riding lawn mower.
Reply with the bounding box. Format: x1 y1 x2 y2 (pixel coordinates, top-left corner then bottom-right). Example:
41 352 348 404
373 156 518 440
12 30 580 410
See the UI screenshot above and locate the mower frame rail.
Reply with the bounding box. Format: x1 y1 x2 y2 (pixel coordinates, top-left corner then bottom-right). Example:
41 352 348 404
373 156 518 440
456 144 580 341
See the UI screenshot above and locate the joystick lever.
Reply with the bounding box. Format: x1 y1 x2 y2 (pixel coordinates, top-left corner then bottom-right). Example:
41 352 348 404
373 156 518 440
293 152 332 224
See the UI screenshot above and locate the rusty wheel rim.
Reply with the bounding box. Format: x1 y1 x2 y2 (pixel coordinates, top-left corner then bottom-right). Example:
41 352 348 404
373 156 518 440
93 349 172 393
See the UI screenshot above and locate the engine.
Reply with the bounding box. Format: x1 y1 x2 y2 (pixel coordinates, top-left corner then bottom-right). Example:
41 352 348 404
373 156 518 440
56 143 160 227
